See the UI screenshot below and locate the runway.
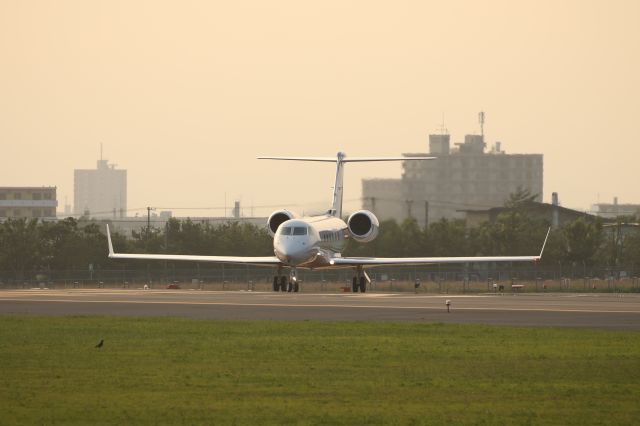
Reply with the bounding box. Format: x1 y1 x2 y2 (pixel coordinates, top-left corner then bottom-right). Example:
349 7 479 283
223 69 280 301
0 289 639 329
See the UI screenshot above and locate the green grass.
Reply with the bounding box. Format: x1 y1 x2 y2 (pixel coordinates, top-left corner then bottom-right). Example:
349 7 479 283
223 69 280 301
0 317 639 425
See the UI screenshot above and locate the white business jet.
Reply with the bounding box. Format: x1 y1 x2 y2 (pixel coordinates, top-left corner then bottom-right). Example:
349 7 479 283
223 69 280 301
107 152 549 292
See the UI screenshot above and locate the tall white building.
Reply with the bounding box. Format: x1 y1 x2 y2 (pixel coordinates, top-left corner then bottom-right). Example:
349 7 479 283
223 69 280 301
74 159 127 218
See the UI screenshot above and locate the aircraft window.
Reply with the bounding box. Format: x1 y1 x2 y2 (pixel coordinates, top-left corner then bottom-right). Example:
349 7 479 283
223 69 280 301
293 227 308 236
281 227 292 235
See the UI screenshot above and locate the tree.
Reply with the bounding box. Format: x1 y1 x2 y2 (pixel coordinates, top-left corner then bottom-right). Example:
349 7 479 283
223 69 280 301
563 217 603 267
504 187 538 208
620 229 640 271
40 217 82 270
0 218 43 279
491 211 546 256
424 219 469 256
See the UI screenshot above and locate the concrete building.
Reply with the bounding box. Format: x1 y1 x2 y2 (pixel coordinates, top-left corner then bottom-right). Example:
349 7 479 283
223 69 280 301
362 130 543 227
0 187 57 220
591 197 640 219
74 158 127 218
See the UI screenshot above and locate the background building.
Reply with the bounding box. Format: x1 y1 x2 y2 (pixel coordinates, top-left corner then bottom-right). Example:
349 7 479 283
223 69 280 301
74 158 127 218
0 187 57 220
462 193 592 229
591 197 640 219
363 125 543 227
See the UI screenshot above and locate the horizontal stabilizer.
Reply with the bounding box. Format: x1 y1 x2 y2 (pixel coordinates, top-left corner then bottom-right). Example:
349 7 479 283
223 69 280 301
258 156 436 163
258 157 337 162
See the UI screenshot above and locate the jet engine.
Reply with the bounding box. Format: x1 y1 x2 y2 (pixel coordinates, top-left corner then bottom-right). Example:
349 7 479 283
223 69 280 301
266 210 298 236
347 210 380 243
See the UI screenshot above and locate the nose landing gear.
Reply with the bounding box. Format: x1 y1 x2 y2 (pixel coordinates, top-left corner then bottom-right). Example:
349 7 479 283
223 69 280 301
287 269 300 292
272 268 300 293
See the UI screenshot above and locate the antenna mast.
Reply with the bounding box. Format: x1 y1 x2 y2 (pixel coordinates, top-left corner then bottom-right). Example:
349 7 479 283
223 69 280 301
438 113 448 135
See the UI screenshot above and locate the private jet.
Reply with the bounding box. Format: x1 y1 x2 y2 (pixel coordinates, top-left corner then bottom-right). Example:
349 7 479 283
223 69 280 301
107 152 549 292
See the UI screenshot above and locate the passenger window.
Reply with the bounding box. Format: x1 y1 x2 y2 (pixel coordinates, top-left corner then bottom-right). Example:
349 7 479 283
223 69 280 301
293 227 307 236
281 227 292 235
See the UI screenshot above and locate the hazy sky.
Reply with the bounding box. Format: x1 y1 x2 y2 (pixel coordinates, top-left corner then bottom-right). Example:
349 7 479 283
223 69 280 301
1 1 639 217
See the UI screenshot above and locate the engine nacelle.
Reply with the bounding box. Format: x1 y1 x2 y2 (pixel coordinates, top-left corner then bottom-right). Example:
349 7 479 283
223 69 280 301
266 210 298 236
347 210 380 243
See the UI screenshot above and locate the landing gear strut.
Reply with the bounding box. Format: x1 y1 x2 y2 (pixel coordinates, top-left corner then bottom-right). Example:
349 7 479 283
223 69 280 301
352 268 367 293
288 269 300 293
273 267 286 292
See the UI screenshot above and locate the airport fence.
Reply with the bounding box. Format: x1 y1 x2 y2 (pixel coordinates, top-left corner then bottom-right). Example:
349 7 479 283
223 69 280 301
1 264 639 294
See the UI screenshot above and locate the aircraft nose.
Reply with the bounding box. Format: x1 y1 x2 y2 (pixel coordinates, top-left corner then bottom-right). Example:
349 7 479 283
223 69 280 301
275 236 313 265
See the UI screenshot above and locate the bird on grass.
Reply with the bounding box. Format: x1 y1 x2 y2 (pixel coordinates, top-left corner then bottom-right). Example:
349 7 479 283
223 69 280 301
95 339 104 349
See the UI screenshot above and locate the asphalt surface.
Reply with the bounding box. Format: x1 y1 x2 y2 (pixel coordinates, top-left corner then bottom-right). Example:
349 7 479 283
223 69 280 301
0 289 639 329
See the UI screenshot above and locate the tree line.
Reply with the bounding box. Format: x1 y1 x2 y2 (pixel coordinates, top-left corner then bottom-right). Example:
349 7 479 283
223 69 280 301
0 209 639 280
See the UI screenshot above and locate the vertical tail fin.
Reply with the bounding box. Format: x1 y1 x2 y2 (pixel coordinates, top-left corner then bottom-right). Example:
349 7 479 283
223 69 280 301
330 152 346 217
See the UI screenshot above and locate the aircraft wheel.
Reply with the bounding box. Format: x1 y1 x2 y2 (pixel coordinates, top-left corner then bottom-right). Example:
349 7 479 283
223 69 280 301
294 282 299 292
273 276 279 292
280 276 287 292
359 276 366 293
352 277 358 293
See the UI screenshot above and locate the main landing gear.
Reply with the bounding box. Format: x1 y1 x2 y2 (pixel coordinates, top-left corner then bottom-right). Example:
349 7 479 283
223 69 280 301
272 268 299 293
352 268 367 293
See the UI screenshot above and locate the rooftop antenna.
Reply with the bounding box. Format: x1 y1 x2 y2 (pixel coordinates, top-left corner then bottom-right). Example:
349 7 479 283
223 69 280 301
478 111 485 141
437 113 448 135
100 143 103 161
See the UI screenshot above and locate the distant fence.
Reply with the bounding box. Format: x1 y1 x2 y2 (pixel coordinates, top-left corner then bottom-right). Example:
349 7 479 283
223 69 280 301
1 264 638 293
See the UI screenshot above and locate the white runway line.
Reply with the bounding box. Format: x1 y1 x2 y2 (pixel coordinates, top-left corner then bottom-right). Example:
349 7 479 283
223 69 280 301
1 297 639 314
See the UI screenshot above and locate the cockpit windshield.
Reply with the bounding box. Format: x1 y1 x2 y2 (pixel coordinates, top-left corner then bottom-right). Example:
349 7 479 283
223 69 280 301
280 227 292 235
279 225 308 236
293 227 308 236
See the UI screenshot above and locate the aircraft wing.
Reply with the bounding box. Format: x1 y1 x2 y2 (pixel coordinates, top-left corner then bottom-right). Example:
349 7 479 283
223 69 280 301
329 254 541 267
331 228 550 267
106 225 282 267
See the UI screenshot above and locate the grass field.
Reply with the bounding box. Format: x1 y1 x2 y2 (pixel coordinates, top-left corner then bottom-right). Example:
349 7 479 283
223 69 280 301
0 317 639 425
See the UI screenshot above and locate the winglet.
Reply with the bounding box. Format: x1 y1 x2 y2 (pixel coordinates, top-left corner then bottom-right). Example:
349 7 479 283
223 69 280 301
539 227 551 259
106 224 115 257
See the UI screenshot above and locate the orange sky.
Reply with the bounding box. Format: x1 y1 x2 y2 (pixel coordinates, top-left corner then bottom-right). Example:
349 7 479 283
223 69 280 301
1 1 639 216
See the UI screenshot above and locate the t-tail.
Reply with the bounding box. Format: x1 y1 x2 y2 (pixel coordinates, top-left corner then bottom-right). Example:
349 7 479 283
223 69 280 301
258 152 436 217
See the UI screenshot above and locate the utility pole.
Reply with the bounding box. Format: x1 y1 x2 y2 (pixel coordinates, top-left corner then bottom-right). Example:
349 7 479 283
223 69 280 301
147 206 155 239
405 199 413 219
424 200 429 228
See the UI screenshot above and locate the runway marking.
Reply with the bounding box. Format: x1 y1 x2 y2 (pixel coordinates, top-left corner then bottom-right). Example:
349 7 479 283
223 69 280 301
1 298 639 314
